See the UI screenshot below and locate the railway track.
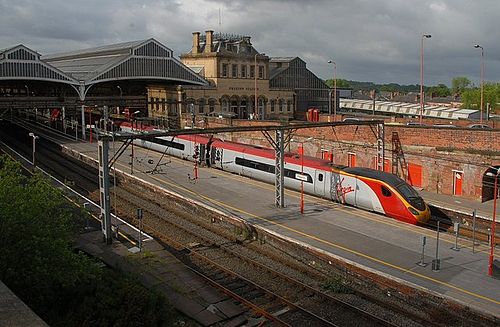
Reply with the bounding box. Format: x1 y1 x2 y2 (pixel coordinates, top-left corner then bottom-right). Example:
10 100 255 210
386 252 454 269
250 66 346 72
113 187 407 326
1 121 456 326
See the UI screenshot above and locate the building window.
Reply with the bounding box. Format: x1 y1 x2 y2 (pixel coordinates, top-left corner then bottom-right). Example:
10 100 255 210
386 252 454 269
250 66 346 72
222 99 229 112
241 65 247 78
279 99 284 112
198 98 205 114
232 64 238 78
258 66 264 79
209 99 215 112
287 100 292 112
270 99 275 112
222 63 228 77
250 65 255 78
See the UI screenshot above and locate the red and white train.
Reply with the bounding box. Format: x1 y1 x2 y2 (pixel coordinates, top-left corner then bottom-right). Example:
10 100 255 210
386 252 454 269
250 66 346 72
121 123 431 225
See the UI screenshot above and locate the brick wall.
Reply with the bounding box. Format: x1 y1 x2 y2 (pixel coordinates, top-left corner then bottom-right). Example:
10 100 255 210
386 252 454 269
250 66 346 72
203 116 500 200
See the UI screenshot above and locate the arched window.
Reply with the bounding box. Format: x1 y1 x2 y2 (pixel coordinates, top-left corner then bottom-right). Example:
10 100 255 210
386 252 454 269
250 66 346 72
198 98 205 114
221 99 229 112
279 99 285 112
208 99 216 112
287 100 292 112
270 99 276 112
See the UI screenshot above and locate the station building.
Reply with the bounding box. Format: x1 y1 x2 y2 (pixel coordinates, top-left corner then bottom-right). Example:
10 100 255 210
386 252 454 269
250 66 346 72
147 31 332 121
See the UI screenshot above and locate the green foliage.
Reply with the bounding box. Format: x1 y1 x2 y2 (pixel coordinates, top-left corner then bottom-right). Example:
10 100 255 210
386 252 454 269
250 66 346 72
428 83 451 97
50 270 175 327
461 82 500 112
451 76 471 95
0 156 101 309
0 156 180 326
325 78 351 88
321 277 354 294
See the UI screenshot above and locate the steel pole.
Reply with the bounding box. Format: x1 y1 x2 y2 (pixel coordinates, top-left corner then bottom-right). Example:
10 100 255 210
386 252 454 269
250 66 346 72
81 105 85 140
480 47 484 125
333 62 337 122
300 142 304 214
32 136 36 169
488 172 498 276
254 53 258 119
420 36 424 125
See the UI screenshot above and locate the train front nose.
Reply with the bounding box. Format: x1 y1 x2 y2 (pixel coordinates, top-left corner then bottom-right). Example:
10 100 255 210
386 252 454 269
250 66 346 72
416 205 431 224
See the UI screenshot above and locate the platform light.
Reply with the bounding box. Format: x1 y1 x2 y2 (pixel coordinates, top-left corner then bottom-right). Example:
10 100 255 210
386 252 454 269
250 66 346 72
420 34 431 125
474 45 484 124
28 132 39 170
327 60 337 121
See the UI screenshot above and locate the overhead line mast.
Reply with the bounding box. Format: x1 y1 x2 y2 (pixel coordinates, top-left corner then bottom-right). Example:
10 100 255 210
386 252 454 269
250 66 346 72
96 120 385 242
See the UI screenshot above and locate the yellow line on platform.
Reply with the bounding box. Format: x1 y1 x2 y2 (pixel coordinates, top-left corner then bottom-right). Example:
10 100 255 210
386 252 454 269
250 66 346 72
130 146 484 250
87 145 498 307
119 160 500 307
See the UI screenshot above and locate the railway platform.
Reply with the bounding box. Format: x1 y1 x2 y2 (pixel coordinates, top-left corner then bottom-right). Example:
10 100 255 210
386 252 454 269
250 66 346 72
0 280 48 327
76 230 247 326
57 138 500 318
5 119 499 320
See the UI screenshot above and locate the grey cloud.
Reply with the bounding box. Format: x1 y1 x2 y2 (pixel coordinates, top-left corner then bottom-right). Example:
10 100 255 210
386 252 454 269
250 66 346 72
0 0 498 85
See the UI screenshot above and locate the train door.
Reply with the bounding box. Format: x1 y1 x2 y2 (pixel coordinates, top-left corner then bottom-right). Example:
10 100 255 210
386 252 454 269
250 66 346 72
198 144 206 164
354 178 373 210
453 170 463 196
330 172 341 202
214 148 223 169
314 171 326 197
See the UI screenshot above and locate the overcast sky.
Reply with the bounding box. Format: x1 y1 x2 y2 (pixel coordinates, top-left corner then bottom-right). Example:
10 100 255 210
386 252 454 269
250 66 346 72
1 0 498 86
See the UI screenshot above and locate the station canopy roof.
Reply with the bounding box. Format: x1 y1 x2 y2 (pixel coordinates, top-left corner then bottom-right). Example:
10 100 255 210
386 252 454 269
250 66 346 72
1 38 208 98
340 99 479 120
0 44 79 85
42 38 208 87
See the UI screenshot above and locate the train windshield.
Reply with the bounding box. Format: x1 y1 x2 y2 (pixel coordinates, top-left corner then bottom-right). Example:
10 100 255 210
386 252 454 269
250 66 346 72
397 184 419 199
397 183 426 210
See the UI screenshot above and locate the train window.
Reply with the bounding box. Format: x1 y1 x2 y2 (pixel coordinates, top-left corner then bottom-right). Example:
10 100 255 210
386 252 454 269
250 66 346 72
381 186 392 197
318 174 323 182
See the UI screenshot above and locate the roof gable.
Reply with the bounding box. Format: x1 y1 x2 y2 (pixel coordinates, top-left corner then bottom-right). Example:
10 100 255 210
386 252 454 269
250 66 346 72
0 45 40 61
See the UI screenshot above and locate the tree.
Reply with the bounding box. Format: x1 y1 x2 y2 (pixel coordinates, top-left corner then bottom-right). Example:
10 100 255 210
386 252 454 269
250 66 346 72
461 82 500 113
325 79 351 88
428 83 451 97
0 156 101 312
0 156 179 326
451 76 471 95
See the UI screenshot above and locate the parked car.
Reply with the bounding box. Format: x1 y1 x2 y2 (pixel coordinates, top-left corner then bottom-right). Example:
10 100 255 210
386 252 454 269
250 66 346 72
342 117 360 122
406 122 426 126
433 124 458 128
468 124 492 129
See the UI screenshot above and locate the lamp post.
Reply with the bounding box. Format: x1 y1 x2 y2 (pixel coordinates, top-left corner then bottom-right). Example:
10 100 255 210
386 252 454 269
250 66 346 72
130 110 140 175
294 137 313 214
254 53 265 119
117 85 123 113
474 45 484 124
327 60 337 121
420 34 431 125
28 132 39 170
486 169 498 276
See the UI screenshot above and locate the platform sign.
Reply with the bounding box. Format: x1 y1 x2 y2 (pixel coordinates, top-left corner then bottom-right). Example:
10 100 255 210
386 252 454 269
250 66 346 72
296 173 308 182
86 124 95 129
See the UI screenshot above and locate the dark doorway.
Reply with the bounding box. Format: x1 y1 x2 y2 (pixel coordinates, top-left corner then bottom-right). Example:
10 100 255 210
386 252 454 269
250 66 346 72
482 166 500 202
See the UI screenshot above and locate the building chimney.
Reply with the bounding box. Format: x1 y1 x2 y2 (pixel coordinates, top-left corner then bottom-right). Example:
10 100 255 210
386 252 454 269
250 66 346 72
192 32 200 54
204 30 214 53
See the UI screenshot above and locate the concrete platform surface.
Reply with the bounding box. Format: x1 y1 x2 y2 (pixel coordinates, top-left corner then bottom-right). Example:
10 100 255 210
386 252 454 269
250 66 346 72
61 139 499 317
